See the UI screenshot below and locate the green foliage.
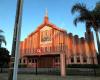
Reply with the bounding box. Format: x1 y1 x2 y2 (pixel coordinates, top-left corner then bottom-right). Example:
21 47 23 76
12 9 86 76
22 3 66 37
67 64 100 68
18 63 27 68
0 47 10 68
0 29 6 47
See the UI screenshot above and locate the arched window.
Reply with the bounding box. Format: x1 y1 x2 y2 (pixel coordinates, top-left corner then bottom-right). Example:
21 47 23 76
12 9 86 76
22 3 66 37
77 57 80 62
71 57 74 63
29 59 31 63
83 57 87 63
32 59 37 63
23 59 26 63
82 54 87 63
76 53 80 63
70 54 74 63
32 59 35 63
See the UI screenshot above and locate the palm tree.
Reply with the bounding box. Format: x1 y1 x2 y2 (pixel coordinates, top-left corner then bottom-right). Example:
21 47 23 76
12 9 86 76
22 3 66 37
93 1 100 28
91 2 100 54
92 2 100 55
0 29 6 48
71 3 100 54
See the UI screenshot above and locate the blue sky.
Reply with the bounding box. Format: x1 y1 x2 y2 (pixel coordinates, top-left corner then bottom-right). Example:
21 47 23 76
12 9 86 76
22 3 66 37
0 0 100 54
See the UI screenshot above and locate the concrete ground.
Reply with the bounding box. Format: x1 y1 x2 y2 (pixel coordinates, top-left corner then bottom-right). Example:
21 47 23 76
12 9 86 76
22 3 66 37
0 73 100 80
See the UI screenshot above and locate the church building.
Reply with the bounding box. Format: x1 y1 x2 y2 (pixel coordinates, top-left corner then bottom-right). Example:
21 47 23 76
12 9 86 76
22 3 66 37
19 11 98 68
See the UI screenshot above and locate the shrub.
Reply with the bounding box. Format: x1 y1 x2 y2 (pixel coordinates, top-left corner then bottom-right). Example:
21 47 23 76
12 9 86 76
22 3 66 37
67 64 100 68
18 63 27 68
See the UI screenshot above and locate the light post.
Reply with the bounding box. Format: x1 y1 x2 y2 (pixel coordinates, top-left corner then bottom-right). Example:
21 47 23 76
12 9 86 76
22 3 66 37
8 0 23 80
36 48 42 75
35 59 38 75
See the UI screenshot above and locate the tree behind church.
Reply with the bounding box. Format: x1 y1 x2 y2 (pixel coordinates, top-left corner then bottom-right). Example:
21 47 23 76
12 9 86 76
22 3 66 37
0 47 10 72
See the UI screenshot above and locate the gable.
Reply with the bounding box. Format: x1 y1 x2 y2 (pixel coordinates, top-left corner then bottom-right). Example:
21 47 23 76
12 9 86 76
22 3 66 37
40 26 52 31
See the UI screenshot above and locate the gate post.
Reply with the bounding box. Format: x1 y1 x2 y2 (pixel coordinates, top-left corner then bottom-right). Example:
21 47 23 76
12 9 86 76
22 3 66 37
60 53 66 77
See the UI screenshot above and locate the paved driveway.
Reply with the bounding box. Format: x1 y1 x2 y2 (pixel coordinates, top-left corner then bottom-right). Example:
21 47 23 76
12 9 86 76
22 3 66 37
0 73 100 80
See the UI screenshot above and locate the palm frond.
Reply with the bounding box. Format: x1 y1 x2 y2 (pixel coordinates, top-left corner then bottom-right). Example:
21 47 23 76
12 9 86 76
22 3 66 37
0 29 4 33
71 3 88 14
73 16 87 26
98 28 100 33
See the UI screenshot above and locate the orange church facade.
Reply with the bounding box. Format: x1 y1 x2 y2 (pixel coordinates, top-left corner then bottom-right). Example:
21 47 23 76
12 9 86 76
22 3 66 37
19 13 98 68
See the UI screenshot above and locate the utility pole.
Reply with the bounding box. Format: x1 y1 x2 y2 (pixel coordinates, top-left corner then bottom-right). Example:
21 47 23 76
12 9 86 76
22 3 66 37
8 0 23 80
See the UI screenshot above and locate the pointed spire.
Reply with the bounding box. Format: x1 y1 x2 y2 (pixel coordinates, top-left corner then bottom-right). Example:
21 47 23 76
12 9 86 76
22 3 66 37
45 8 48 17
44 8 49 24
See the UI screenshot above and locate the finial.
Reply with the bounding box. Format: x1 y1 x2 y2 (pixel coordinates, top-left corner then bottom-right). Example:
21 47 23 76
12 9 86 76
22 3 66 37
45 8 48 17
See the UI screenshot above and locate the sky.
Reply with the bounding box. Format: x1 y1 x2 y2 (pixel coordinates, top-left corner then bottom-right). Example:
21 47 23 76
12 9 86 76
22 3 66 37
0 0 100 54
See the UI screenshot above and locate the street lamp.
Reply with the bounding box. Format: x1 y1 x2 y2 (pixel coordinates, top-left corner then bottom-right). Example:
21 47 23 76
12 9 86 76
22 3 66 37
8 0 23 80
36 48 42 75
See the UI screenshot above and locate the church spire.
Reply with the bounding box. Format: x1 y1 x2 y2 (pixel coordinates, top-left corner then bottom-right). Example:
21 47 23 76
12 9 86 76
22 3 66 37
44 8 49 24
45 8 48 17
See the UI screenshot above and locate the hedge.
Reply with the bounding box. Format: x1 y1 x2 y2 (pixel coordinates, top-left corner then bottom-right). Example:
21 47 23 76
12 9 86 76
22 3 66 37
18 63 27 68
67 64 100 68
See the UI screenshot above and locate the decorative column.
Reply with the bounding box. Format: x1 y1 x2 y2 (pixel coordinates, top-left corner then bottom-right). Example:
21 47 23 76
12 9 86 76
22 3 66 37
85 40 91 64
67 34 70 64
60 53 66 77
79 38 83 64
73 35 77 64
